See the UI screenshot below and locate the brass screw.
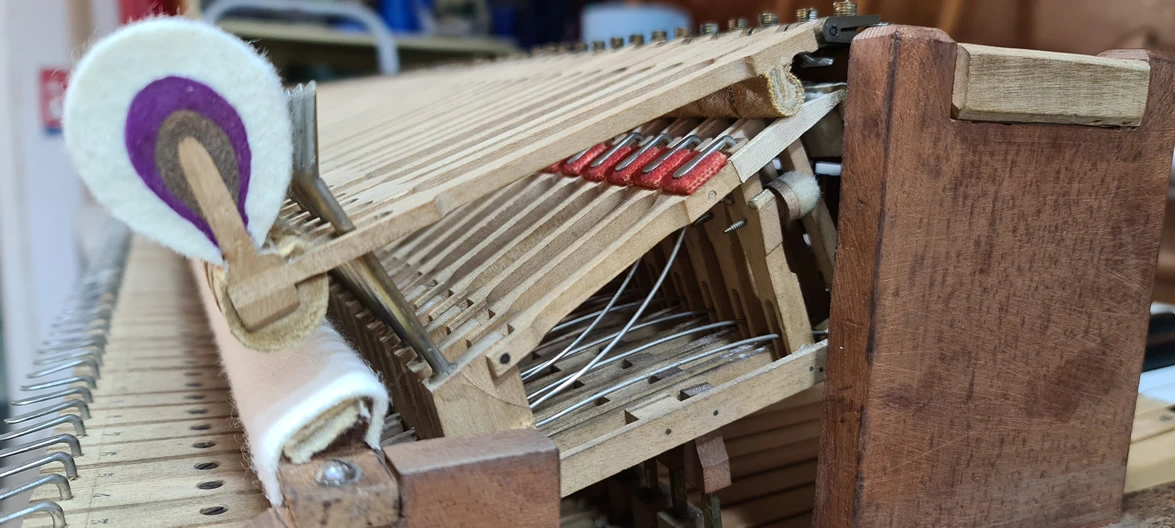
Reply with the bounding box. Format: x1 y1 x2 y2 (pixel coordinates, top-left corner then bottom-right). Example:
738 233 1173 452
796 8 811 21
674 27 691 39
758 12 780 27
629 33 646 45
699 22 721 35
727 17 749 31
591 40 606 51
651 30 668 42
610 36 625 48
833 1 858 16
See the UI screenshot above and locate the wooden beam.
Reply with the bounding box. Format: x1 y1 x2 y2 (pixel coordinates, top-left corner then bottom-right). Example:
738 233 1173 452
816 26 1175 527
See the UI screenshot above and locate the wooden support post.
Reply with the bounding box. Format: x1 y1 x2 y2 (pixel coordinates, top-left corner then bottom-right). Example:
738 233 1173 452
816 26 1175 527
384 428 560 528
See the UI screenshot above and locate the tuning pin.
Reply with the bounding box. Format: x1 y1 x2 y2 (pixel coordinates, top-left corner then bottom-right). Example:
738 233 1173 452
674 27 691 39
629 33 646 45
651 30 668 42
727 18 749 31
807 8 820 20
573 41 588 52
833 1 858 16
610 36 626 48
699 22 721 36
591 40 607 51
759 12 780 26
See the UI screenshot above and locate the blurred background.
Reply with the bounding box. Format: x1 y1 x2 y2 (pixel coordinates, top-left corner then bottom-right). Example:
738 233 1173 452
0 0 1172 415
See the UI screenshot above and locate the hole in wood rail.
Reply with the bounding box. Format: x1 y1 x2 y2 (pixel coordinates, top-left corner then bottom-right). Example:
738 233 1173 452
188 408 209 415
197 480 224 490
594 397 610 406
620 360 634 369
499 353 511 365
192 441 217 449
190 424 212 431
194 462 219 470
185 394 206 400
200 506 227 516
572 380 586 389
186 382 204 388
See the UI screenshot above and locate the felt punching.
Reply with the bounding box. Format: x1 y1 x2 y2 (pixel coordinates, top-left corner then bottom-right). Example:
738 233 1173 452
64 18 292 264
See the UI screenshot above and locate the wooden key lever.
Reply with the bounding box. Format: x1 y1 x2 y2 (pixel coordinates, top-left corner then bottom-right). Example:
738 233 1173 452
177 136 302 329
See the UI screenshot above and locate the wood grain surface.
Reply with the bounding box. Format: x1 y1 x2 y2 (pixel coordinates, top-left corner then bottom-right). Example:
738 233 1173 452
816 26 1175 527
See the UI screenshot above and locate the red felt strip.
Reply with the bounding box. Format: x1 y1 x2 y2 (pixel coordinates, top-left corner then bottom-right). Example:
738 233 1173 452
607 146 668 186
660 152 729 195
582 145 635 182
632 150 695 190
561 144 609 176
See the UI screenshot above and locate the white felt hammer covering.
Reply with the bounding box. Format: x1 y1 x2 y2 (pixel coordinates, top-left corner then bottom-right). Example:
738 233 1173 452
191 260 389 505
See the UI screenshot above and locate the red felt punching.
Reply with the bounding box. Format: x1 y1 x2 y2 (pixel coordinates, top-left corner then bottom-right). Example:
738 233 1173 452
561 144 609 176
582 146 635 182
607 146 667 186
632 150 694 189
660 152 729 195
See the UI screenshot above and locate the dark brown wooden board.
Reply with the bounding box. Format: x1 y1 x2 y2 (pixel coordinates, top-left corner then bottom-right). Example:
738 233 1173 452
816 26 1175 527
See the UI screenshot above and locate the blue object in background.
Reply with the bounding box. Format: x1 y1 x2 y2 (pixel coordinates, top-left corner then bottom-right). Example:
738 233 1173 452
582 3 691 47
378 0 422 31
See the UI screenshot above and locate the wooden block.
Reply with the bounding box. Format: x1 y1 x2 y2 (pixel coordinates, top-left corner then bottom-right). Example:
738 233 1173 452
385 428 560 528
277 447 400 527
952 43 1150 126
817 26 1175 528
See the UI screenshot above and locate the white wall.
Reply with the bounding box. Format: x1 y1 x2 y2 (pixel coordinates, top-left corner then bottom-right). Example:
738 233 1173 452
0 0 93 406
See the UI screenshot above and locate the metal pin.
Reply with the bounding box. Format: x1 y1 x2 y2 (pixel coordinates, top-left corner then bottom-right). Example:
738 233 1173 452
610 36 625 48
0 434 83 460
0 451 79 480
28 358 100 379
573 42 588 52
727 18 749 31
0 415 86 442
531 228 689 407
759 12 781 26
564 146 594 167
675 27 691 39
7 400 91 424
522 262 641 381
13 386 93 405
724 220 747 234
23 375 97 391
673 136 737 179
699 22 721 35
0 474 73 502
643 135 703 174
651 30 668 42
36 350 103 366
590 132 644 169
535 334 780 426
615 133 670 172
591 40 607 51
629 33 646 45
0 501 67 528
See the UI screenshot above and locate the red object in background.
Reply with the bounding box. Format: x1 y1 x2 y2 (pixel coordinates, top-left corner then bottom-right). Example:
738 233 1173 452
39 69 69 135
119 0 180 23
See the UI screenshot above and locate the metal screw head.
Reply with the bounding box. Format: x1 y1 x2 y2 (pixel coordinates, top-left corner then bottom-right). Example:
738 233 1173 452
833 1 858 16
315 458 362 487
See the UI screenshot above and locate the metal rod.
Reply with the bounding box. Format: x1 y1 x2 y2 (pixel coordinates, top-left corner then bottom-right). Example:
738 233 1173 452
521 261 641 381
0 501 67 528
643 135 702 174
287 82 452 377
615 133 670 172
13 386 93 406
0 415 86 442
0 474 72 502
6 400 90 424
527 320 737 401
28 358 99 379
0 434 82 460
535 334 779 427
0 452 78 480
531 228 688 407
589 132 644 168
673 136 736 179
35 350 103 366
22 376 97 391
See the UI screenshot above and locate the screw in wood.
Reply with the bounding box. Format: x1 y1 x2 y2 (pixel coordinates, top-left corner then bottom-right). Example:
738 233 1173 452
651 30 668 42
796 8 811 21
609 36 626 49
699 22 721 36
727 17 749 31
629 33 646 45
759 12 780 27
724 220 748 234
315 458 362 487
674 27 691 39
833 1 858 16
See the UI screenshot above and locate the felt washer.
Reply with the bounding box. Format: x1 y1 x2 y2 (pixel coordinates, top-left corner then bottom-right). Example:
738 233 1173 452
64 18 292 264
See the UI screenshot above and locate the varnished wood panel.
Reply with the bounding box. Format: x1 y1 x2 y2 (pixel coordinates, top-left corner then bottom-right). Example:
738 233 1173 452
816 26 1175 527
